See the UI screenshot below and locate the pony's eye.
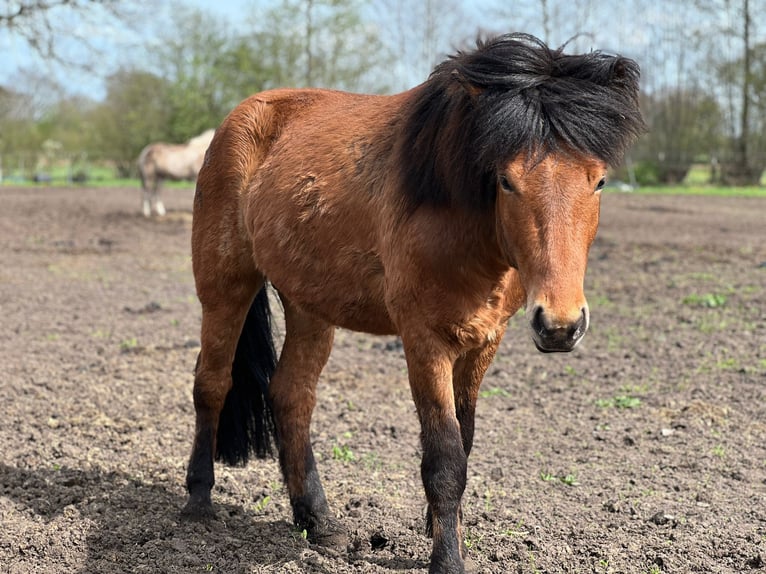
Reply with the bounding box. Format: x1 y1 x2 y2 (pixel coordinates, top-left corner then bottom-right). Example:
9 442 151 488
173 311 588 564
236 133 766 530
499 175 514 193
596 177 606 191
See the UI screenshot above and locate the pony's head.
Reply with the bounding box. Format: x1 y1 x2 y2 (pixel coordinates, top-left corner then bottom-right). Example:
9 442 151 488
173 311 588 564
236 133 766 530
495 150 605 352
404 34 645 352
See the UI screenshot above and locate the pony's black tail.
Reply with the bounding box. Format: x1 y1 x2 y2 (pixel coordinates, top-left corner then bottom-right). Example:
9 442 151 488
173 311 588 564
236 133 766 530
216 286 278 465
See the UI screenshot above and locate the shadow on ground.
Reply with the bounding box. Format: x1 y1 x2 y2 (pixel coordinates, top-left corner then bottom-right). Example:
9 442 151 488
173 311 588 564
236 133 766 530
0 463 429 573
0 463 305 573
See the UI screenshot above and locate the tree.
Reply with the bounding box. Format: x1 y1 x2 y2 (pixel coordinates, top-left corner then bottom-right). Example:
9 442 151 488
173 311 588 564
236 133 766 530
745 42 766 171
0 86 36 178
375 0 474 91
89 69 172 176
252 0 392 93
147 0 390 142
79 2 393 173
152 8 250 142
0 70 64 178
633 89 725 184
27 95 98 179
1 1 142 68
493 0 600 51
690 0 764 184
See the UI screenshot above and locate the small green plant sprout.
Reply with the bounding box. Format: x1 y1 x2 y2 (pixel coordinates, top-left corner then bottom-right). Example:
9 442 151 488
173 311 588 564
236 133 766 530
540 471 578 486
479 387 510 398
253 495 271 512
463 527 483 549
331 443 355 462
483 488 494 512
596 395 642 409
527 551 541 573
712 444 725 458
291 527 309 542
682 292 727 308
560 473 579 486
563 365 576 376
540 471 557 482
119 337 139 351
204 565 213 572
503 519 529 538
715 357 739 370
614 395 641 409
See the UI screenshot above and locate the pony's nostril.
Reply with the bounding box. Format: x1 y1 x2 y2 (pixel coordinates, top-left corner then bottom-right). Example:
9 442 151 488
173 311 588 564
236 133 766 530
531 306 546 336
569 308 588 340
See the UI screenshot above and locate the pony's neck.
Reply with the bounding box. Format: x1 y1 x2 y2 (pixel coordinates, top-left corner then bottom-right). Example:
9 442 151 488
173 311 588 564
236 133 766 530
385 84 508 278
453 206 510 277
394 80 490 213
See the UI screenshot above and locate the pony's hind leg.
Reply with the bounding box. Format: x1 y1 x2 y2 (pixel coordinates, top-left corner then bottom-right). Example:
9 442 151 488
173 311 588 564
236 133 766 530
183 235 265 518
271 294 347 547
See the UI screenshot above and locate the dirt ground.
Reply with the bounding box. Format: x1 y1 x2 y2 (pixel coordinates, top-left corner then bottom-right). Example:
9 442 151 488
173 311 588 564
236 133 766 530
0 185 764 574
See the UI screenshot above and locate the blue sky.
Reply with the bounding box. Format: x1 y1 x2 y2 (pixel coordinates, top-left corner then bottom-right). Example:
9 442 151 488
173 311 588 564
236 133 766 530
0 1 738 101
0 1 561 98
0 0 257 98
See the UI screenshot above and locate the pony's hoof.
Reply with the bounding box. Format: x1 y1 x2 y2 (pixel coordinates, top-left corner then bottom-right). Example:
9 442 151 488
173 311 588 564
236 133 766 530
308 517 349 550
180 495 216 521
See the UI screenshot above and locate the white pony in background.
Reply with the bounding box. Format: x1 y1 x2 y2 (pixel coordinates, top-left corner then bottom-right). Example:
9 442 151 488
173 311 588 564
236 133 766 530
136 129 215 217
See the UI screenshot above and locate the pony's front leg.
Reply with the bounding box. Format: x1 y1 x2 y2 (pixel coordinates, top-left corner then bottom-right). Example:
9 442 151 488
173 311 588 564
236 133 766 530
404 335 467 574
142 189 152 218
424 330 506 564
453 327 506 461
270 296 347 548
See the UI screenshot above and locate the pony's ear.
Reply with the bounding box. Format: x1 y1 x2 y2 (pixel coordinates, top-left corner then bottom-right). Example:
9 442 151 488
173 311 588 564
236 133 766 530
451 69 483 100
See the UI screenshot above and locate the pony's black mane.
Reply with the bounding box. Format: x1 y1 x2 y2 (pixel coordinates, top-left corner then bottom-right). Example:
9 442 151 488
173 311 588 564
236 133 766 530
400 33 646 210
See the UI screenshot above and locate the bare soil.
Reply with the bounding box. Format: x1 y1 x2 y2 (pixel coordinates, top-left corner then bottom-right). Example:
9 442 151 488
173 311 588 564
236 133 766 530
0 186 764 574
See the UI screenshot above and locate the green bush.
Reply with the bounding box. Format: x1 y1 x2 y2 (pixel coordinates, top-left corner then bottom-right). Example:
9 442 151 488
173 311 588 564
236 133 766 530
632 161 660 186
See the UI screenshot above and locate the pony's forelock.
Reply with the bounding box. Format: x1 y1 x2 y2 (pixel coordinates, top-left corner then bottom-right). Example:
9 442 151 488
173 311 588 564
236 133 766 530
399 33 646 210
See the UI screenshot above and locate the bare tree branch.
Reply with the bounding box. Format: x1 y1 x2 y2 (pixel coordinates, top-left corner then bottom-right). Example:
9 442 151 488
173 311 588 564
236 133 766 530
1 0 75 25
1 0 144 69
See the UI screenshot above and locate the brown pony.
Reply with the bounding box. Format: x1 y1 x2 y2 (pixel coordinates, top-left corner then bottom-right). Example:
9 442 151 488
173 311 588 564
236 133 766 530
137 129 215 217
183 34 644 573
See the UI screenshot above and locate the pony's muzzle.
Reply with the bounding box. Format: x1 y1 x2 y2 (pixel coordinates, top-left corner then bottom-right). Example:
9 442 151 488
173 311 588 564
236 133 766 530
529 305 589 353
